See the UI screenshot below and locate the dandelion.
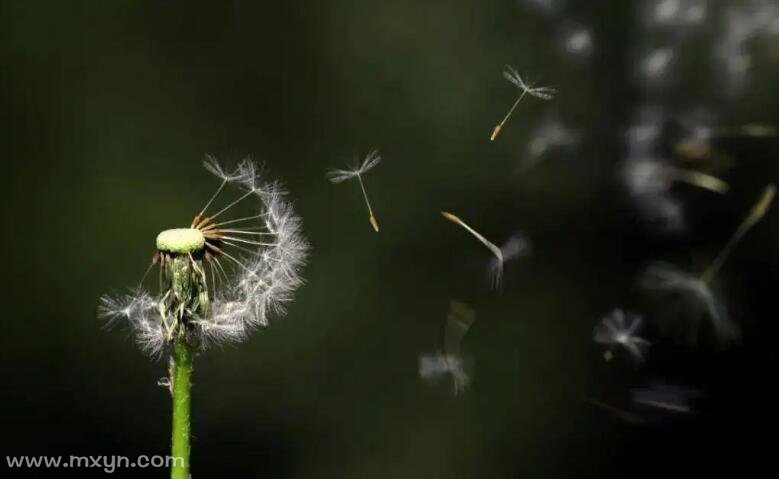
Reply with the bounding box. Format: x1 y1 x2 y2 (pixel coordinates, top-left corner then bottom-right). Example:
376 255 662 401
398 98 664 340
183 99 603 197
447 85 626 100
327 150 382 232
441 212 529 289
99 157 308 479
641 184 775 344
593 309 651 363
490 66 556 141
419 300 476 395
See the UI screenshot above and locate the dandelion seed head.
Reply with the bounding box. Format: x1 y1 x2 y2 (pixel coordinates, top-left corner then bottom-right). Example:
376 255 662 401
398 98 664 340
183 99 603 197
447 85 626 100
100 157 309 356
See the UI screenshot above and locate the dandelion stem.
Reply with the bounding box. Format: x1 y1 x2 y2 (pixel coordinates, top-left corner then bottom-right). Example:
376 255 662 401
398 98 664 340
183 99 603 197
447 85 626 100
171 339 192 479
357 174 379 232
700 184 775 284
491 90 527 141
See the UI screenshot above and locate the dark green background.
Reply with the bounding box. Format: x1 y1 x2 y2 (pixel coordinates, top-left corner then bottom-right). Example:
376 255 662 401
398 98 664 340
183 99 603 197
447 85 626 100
2 1 779 477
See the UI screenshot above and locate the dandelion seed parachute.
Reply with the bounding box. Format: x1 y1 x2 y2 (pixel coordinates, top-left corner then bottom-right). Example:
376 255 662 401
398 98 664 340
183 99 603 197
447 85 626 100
327 150 382 232
640 184 775 345
593 309 651 363
100 157 308 356
419 300 476 396
441 212 529 289
641 262 736 345
491 66 556 141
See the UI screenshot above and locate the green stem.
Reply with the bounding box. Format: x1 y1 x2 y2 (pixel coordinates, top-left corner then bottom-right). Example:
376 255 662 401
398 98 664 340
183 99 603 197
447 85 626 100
171 340 193 479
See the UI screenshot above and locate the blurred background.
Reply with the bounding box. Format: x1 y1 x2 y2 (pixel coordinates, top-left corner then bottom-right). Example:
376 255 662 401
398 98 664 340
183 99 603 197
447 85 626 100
2 0 779 477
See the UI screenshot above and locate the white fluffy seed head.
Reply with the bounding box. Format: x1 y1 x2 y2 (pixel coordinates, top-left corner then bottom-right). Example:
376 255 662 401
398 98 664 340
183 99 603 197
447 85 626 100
100 158 309 357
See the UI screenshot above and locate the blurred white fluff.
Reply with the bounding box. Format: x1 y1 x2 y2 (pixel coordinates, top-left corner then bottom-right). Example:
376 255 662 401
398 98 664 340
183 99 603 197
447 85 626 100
632 382 702 413
100 159 308 356
487 233 531 289
593 309 651 363
641 48 675 82
419 354 471 395
522 0 560 15
715 1 779 95
523 115 578 170
646 0 707 28
99 290 166 355
622 159 685 232
562 26 593 58
419 300 476 396
640 262 739 345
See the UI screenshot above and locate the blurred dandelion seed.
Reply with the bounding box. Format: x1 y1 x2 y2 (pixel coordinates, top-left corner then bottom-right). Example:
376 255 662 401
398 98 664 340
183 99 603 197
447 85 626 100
593 309 651 363
624 159 729 195
441 212 528 288
419 300 476 395
641 185 775 344
491 66 556 141
327 150 381 232
632 383 702 414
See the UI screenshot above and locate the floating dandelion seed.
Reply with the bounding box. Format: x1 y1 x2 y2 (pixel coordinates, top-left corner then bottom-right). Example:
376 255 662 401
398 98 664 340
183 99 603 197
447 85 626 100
419 300 476 395
327 150 382 232
632 382 702 414
676 110 777 163
441 212 529 289
641 185 775 344
623 159 729 196
491 66 556 141
99 157 308 479
593 309 651 363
